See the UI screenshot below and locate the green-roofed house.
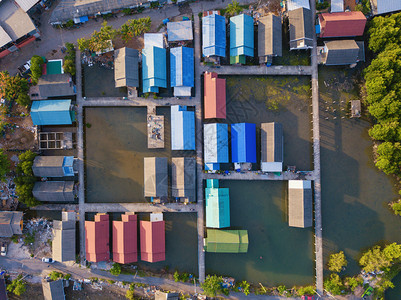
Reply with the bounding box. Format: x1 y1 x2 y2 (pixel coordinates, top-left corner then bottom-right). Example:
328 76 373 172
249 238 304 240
204 229 248 253
30 100 75 126
205 179 230 228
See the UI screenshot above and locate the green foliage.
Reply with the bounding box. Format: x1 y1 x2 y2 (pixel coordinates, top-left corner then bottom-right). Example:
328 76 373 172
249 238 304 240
119 17 151 42
359 243 401 273
375 142 401 175
64 274 71 280
24 231 35 245
225 0 243 17
200 275 223 297
65 19 74 28
324 273 344 295
391 200 401 215
77 21 116 52
11 235 19 244
277 285 286 295
297 285 315 296
238 280 250 296
369 121 401 141
355 0 371 14
328 251 348 273
368 13 401 53
316 0 330 10
16 93 31 107
0 71 29 102
0 149 9 182
30 55 44 85
7 275 26 296
107 279 115 284
14 151 39 207
126 289 135 300
344 276 363 292
174 270 180 282
63 59 76 76
110 263 122 276
49 271 63 281
150 1 159 8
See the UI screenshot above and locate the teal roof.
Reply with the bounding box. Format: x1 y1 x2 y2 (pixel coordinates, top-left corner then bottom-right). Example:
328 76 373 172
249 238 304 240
205 179 230 228
230 14 254 58
30 100 74 125
142 46 167 93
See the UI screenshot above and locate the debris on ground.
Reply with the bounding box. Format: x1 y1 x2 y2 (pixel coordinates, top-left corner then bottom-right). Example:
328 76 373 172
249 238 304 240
23 218 53 257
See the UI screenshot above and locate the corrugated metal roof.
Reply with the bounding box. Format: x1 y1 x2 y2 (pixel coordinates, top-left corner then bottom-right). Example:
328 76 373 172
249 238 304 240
143 157 168 197
35 74 75 99
31 100 73 126
171 105 195 150
287 0 310 11
288 180 312 228
318 11 366 38
0 26 12 48
140 219 165 263
231 123 257 163
0 211 23 237
170 47 194 88
202 14 226 57
33 181 75 202
323 40 359 65
171 157 196 201
204 72 226 119
42 280 65 300
15 0 40 12
288 8 313 50
204 123 229 164
113 212 137 264
32 156 74 177
258 14 282 57
85 213 109 262
261 122 283 172
205 179 230 228
114 47 139 88
230 14 254 58
52 217 76 262
167 20 193 42
0 1 36 41
330 0 344 12
142 46 167 93
372 0 401 15
144 33 165 48
155 291 179 300
205 229 248 253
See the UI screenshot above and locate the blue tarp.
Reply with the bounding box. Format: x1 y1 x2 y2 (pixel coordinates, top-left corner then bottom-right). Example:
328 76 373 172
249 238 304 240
204 123 229 164
30 100 74 126
80 16 89 23
231 123 256 163
171 105 195 150
142 46 167 93
202 14 226 57
170 47 194 88
230 14 254 58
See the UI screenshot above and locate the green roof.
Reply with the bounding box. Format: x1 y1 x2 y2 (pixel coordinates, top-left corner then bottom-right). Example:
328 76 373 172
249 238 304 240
205 229 248 253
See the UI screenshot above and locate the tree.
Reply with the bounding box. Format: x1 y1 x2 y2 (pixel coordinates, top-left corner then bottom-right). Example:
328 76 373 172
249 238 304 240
297 286 315 296
240 281 250 296
359 245 391 272
375 142 401 175
49 271 63 281
200 275 223 297
126 284 136 300
16 93 31 107
7 275 26 296
0 71 29 101
14 150 39 207
328 251 348 273
110 263 121 276
324 273 343 296
225 1 243 17
391 200 401 216
369 121 401 141
119 17 151 42
77 38 91 52
368 13 401 53
174 270 180 282
16 150 37 176
344 276 363 292
63 59 76 76
30 55 45 85
0 149 10 182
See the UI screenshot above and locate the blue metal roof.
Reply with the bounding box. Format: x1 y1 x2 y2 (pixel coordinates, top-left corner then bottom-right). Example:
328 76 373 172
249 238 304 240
171 105 195 150
170 47 194 88
230 14 254 57
63 156 74 176
30 100 74 126
204 123 229 164
231 123 257 163
205 179 230 228
202 14 226 57
142 46 167 93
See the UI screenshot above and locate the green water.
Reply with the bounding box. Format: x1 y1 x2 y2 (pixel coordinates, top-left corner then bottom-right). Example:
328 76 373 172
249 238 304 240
319 66 401 275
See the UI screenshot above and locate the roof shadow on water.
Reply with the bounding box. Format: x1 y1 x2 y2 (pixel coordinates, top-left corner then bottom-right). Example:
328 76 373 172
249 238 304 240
206 180 315 287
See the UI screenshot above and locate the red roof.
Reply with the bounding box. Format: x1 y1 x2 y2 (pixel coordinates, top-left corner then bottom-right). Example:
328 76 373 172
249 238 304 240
204 72 226 119
113 213 138 264
85 213 109 262
140 220 165 263
319 11 366 38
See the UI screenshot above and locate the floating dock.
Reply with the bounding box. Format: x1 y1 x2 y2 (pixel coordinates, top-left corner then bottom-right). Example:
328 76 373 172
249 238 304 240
147 106 164 149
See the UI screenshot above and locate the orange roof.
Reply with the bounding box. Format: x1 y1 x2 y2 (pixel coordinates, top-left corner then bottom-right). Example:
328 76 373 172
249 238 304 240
140 220 165 263
112 213 137 264
204 72 226 119
85 213 109 262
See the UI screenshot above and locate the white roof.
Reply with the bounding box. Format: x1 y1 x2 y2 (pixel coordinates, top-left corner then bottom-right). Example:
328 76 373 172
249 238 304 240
14 0 39 12
331 0 344 12
167 20 193 42
0 26 12 48
373 0 401 14
150 213 163 222
173 86 191 97
287 0 310 11
144 33 165 49
289 180 312 189
261 162 283 172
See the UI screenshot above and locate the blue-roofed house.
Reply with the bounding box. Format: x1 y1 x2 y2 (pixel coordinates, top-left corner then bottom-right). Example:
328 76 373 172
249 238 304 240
205 179 230 228
202 13 226 57
231 123 256 163
171 105 195 150
204 123 229 170
142 46 167 93
170 47 194 97
31 100 75 126
230 14 254 64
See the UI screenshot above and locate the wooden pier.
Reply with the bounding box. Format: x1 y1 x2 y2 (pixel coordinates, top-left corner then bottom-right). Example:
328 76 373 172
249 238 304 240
147 106 164 149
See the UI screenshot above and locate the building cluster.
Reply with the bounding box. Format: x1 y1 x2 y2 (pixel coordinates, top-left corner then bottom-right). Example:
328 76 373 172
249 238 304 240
85 212 165 263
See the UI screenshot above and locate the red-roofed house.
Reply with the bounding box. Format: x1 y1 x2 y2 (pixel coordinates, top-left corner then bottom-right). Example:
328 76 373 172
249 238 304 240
85 213 109 262
113 212 138 264
140 213 165 263
204 72 226 119
318 11 366 38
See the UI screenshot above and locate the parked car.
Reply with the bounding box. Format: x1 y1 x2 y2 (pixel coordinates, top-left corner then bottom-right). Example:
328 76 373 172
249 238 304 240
0 243 7 256
42 257 54 263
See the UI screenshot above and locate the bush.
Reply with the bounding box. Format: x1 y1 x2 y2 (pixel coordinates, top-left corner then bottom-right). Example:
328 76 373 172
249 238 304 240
297 285 315 296
174 271 180 282
49 271 63 281
316 0 330 10
200 275 223 297
11 235 19 244
328 251 348 273
392 201 401 215
324 274 344 295
30 55 44 85
7 275 26 296
63 59 76 76
16 93 31 107
110 263 122 276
